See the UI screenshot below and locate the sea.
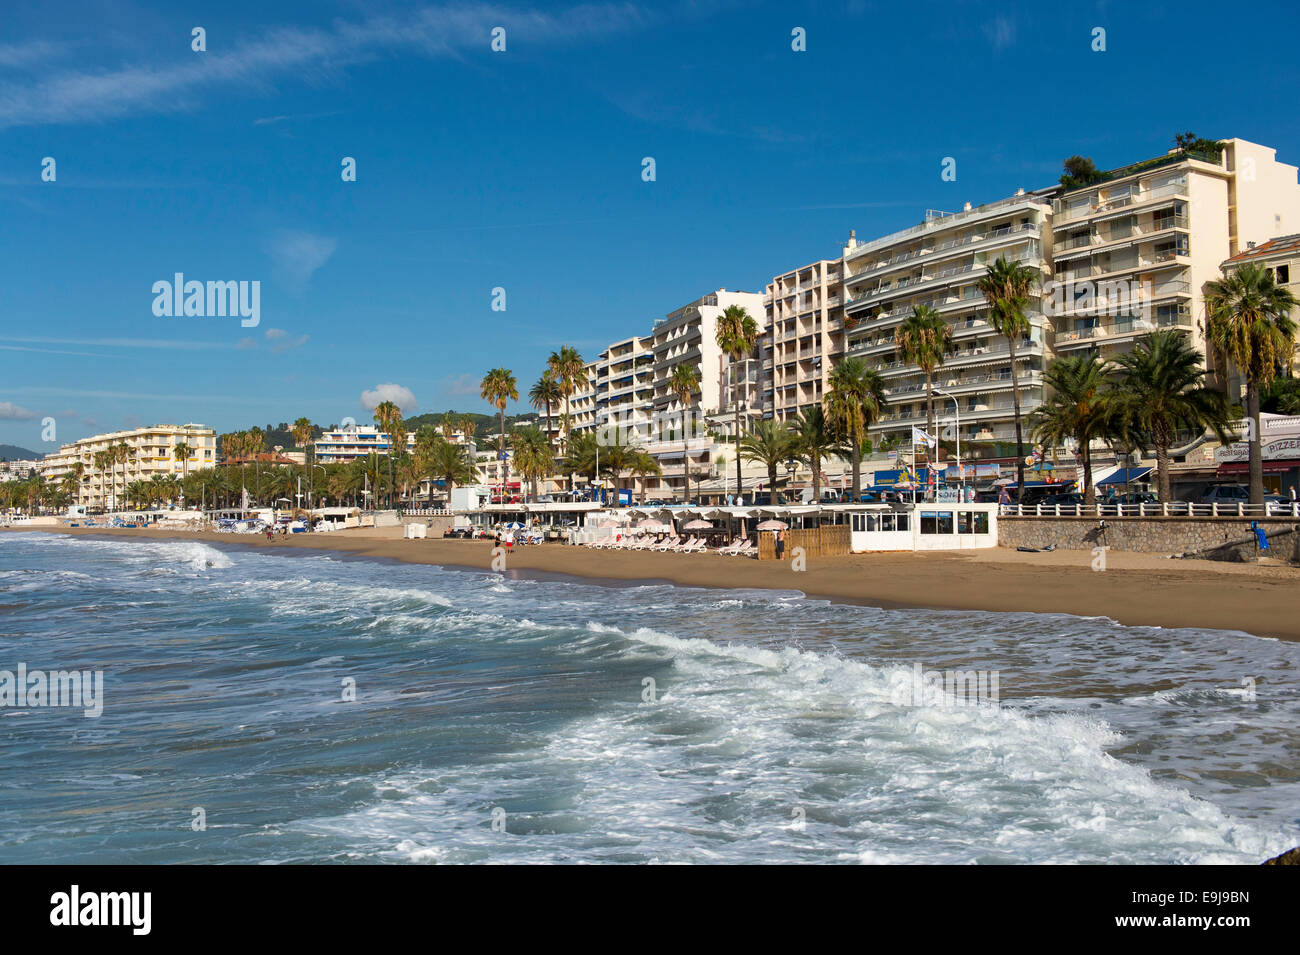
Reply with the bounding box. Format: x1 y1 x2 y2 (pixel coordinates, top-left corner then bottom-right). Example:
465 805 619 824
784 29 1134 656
0 530 1296 864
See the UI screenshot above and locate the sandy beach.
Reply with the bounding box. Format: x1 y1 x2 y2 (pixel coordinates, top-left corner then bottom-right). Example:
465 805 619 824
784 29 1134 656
8 523 1299 642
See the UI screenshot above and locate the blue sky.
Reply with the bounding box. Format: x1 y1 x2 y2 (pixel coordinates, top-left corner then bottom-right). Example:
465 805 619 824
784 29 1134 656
2 0 1298 451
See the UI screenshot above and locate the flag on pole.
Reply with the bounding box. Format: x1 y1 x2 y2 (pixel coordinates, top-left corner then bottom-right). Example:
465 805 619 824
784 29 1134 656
911 426 937 450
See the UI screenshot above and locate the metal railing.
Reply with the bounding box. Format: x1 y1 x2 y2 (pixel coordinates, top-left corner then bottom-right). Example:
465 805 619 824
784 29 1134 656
1001 502 1300 518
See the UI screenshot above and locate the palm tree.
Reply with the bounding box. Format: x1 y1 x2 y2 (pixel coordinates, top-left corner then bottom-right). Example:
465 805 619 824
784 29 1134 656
529 373 563 452
897 304 954 482
291 417 315 507
668 362 702 502
715 304 760 497
1029 353 1112 506
1204 263 1299 504
976 255 1040 494
372 401 403 509
629 450 662 504
480 368 519 498
823 357 887 500
424 436 474 504
793 406 837 505
739 420 798 503
113 442 134 512
511 425 553 502
547 346 587 454
69 462 85 509
93 451 109 510
1109 330 1235 503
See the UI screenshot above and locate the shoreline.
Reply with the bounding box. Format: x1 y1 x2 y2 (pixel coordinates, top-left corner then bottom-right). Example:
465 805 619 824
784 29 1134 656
6 524 1300 641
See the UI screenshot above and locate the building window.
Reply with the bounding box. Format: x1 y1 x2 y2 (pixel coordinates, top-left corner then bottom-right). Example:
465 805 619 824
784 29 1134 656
920 510 954 534
1277 264 1290 284
958 511 989 534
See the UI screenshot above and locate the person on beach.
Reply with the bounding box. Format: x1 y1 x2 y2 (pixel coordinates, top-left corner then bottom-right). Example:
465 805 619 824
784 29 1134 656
998 487 1010 506
776 528 786 561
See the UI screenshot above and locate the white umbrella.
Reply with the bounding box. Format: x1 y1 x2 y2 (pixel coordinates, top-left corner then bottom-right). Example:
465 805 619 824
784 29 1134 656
756 519 788 531
683 519 713 530
637 519 670 531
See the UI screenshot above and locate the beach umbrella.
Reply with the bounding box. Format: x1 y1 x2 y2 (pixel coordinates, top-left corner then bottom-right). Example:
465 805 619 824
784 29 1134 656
756 519 788 531
503 521 525 529
637 519 670 531
683 519 713 530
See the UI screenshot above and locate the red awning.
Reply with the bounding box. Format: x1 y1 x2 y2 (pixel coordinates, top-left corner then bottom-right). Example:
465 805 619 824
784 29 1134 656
1216 461 1299 475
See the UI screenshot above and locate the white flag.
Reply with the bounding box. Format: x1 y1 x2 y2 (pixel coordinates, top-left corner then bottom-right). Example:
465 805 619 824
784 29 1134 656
911 426 937 450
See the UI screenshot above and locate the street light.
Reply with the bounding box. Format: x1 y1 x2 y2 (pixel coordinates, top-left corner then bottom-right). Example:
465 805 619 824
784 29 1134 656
932 387 962 499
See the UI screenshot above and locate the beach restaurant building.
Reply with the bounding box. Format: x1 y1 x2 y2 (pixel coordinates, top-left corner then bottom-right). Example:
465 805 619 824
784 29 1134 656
560 502 999 554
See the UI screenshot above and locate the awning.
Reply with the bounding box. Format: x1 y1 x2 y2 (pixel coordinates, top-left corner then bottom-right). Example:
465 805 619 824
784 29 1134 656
1097 467 1153 486
1217 461 1298 476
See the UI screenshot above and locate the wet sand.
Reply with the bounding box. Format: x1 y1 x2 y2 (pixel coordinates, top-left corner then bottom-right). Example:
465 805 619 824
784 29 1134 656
6 524 1300 641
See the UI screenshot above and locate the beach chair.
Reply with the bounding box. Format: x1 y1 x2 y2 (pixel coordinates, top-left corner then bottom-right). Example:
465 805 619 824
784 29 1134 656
716 537 742 555
678 537 703 553
727 538 755 557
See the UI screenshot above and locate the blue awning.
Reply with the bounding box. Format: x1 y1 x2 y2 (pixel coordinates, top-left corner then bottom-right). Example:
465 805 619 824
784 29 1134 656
1098 467 1153 486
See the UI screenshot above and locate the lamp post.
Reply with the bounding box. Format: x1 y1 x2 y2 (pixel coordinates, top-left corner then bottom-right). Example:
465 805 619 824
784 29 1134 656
310 464 326 509
932 386 962 499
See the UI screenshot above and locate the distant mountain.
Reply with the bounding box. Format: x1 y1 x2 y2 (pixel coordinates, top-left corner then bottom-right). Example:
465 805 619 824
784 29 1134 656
0 445 42 461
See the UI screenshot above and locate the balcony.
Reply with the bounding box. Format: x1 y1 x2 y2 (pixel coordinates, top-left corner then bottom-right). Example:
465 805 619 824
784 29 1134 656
1053 177 1190 224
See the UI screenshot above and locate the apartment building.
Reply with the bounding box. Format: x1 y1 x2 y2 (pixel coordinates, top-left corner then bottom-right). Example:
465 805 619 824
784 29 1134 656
39 424 217 509
842 190 1055 448
1221 232 1300 374
760 258 846 423
314 426 415 463
582 334 657 443
1049 138 1300 367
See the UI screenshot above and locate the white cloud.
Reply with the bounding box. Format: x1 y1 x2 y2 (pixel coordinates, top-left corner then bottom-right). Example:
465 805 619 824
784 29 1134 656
361 383 418 413
0 401 37 420
0 3 655 129
263 230 337 291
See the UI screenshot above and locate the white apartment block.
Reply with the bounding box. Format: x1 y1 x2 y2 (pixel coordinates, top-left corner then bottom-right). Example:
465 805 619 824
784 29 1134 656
39 424 217 509
0 459 43 481
760 258 846 423
314 426 415 463
842 190 1055 447
1049 138 1300 368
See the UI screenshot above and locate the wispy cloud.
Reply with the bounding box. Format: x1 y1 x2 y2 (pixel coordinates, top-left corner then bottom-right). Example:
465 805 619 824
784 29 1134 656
265 327 310 353
263 230 337 291
440 372 482 398
0 335 235 352
0 401 38 421
0 39 67 70
0 3 654 129
983 16 1016 51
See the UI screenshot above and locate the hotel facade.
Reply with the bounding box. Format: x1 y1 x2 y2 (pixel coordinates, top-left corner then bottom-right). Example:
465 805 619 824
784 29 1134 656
39 424 217 509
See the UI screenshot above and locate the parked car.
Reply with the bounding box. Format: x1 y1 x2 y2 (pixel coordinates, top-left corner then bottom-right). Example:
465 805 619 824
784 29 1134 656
1111 490 1158 506
1040 492 1086 507
1200 484 1250 505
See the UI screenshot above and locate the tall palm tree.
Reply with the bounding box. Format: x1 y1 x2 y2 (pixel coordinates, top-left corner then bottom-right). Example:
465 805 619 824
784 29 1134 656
715 304 760 497
93 451 109 510
1110 330 1235 503
69 462 85 509
291 417 315 507
113 442 134 512
793 406 837 504
372 401 403 509
1029 353 1112 506
480 368 519 498
1204 263 1298 504
529 372 563 452
739 420 798 503
425 436 474 504
897 304 954 483
976 255 1040 494
511 425 553 502
629 451 662 504
823 357 887 500
547 346 587 454
668 362 702 502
